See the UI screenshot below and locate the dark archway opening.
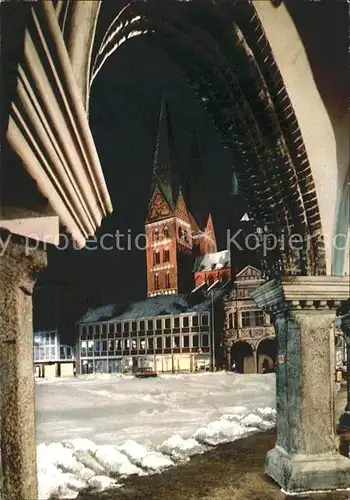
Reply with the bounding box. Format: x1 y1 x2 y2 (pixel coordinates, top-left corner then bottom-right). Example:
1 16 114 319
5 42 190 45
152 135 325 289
257 338 276 374
44 34 233 304
231 341 254 374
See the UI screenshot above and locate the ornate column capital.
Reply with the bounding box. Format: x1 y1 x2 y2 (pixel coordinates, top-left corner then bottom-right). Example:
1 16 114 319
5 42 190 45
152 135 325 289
250 276 349 314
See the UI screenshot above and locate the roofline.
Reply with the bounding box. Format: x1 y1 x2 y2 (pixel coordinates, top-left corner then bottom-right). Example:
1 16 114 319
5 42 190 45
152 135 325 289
78 308 212 325
235 264 261 278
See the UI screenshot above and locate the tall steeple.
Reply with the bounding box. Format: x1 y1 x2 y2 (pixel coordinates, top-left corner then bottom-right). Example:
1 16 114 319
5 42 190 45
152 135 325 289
150 98 179 209
145 100 193 298
185 127 210 231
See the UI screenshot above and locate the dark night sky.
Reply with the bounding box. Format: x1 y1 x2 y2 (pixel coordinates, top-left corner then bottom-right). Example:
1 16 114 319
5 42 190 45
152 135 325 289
43 37 233 303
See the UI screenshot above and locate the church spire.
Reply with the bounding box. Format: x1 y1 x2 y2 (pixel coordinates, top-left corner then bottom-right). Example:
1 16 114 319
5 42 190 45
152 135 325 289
185 127 210 230
151 98 178 209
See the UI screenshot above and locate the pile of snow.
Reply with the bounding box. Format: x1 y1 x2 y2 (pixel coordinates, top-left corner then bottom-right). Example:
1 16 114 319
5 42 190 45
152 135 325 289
35 372 276 498
37 405 275 499
118 440 173 471
159 435 206 460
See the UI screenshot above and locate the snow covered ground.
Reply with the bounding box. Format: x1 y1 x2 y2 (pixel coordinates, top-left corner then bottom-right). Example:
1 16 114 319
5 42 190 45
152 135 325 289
35 372 276 499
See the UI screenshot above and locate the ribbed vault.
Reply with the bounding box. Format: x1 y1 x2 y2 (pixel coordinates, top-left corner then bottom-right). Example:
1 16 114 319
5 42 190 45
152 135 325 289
1 0 327 275
85 0 326 277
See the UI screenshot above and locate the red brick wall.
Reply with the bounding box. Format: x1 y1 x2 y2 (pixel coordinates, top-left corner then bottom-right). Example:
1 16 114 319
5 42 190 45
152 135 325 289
145 217 195 296
146 218 178 296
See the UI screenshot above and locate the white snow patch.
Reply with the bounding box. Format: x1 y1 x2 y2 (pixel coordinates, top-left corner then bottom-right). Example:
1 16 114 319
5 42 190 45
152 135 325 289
118 440 173 471
94 445 142 476
159 435 206 460
36 372 276 498
192 417 258 446
63 438 98 454
241 413 270 430
255 407 276 421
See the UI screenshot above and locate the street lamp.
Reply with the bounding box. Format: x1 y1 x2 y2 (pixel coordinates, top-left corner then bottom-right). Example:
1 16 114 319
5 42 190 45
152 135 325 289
211 288 215 372
338 310 350 431
207 280 219 372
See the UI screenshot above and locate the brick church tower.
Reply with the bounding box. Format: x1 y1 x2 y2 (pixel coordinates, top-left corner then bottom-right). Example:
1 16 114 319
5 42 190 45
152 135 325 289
145 100 193 297
145 100 217 297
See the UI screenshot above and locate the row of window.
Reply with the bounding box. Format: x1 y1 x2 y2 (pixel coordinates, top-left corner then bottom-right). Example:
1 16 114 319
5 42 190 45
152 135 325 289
34 345 73 361
60 345 74 360
81 314 209 336
81 333 209 355
153 272 171 290
153 226 169 241
34 346 56 361
153 248 170 265
34 331 57 346
152 226 190 243
227 310 264 329
231 287 255 299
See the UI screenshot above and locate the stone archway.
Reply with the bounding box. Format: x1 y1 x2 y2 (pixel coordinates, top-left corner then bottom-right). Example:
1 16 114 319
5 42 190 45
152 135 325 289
57 0 332 275
256 338 276 373
231 341 254 374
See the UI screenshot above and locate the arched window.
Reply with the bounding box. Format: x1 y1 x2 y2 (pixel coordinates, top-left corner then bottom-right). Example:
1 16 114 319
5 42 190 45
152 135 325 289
153 229 159 241
153 250 160 265
221 272 228 283
154 274 159 290
165 272 170 288
178 227 183 239
207 275 214 286
163 226 169 238
228 313 234 329
183 229 188 242
163 248 170 262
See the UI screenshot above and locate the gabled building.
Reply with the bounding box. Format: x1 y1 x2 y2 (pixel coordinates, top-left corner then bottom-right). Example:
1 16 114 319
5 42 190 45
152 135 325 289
145 100 217 298
223 265 275 373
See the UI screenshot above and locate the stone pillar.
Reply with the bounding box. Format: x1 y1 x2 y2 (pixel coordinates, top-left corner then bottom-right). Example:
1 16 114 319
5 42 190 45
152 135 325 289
251 276 350 493
253 346 258 373
338 312 350 431
226 342 232 371
237 311 242 328
0 232 47 500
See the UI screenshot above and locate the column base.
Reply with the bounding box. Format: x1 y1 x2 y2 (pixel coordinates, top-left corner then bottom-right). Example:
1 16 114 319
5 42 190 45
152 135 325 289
265 446 350 492
338 412 350 433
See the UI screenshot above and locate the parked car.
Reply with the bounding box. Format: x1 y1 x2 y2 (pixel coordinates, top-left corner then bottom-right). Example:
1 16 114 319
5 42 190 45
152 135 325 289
134 367 158 378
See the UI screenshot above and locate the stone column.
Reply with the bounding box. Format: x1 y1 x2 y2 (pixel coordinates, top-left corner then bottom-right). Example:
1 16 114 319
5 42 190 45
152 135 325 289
252 346 258 373
251 276 350 493
0 232 47 500
338 312 350 431
226 342 232 370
